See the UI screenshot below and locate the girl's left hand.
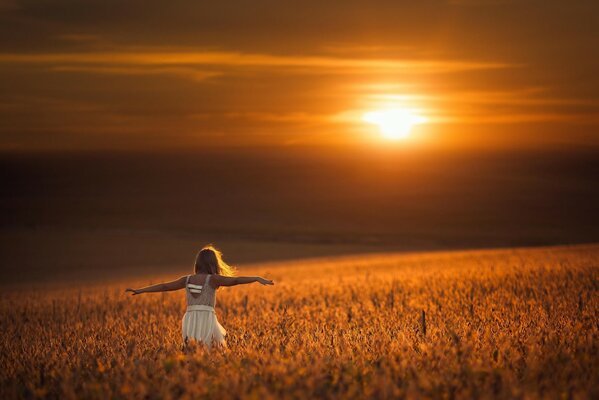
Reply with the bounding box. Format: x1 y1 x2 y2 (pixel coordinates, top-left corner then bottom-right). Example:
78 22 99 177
257 277 274 285
125 288 139 295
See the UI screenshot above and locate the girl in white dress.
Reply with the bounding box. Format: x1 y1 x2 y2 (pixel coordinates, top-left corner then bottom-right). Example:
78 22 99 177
126 245 274 349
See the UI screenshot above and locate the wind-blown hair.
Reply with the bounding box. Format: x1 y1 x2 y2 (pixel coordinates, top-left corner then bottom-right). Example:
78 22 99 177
194 244 236 276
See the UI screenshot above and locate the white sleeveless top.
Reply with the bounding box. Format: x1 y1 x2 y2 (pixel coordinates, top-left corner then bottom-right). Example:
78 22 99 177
185 274 217 308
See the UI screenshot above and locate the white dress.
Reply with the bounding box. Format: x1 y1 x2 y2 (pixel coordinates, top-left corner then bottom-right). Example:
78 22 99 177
181 274 227 348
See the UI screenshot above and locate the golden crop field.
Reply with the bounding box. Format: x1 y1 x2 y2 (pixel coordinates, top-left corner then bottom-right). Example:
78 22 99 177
1 244 597 399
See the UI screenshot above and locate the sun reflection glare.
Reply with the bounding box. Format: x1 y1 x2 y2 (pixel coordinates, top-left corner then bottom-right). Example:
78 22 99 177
362 108 427 140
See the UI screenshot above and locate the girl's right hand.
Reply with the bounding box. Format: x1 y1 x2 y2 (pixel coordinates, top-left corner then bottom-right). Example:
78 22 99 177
257 277 274 285
125 288 139 295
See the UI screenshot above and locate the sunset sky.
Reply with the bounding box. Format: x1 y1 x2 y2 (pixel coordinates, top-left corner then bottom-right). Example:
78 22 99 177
0 0 598 150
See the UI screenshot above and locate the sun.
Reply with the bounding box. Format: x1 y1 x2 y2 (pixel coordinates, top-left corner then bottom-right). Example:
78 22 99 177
362 108 427 140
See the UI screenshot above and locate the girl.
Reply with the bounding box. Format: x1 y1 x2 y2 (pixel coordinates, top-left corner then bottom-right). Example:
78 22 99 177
125 245 274 349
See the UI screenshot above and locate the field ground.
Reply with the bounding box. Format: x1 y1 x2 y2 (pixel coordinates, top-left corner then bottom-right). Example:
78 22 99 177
1 244 598 399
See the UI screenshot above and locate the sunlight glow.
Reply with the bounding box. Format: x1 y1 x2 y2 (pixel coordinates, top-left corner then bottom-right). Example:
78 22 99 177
362 108 428 140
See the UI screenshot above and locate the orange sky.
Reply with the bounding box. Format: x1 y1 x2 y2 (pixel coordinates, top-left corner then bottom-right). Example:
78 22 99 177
0 1 598 151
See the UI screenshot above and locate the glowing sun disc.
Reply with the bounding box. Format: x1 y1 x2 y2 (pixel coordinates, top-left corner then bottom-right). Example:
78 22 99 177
362 108 427 140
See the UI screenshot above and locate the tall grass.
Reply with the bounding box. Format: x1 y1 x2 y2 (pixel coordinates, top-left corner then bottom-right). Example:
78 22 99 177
1 245 597 399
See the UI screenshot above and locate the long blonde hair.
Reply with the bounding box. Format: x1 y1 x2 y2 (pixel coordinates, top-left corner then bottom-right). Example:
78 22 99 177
194 244 236 276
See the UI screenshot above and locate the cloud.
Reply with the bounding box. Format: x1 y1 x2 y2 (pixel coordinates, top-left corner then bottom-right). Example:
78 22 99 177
192 111 318 122
441 112 599 125
366 88 599 107
0 50 514 76
51 65 221 82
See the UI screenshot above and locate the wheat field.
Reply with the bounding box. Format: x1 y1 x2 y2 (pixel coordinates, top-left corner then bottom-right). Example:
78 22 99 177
1 244 597 399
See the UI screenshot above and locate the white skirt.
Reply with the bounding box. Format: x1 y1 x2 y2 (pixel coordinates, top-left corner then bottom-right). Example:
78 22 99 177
182 305 227 348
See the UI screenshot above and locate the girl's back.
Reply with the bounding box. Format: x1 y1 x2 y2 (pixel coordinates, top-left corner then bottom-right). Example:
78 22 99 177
185 274 216 307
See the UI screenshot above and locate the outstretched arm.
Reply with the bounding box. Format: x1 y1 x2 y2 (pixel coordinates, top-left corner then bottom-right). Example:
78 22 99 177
125 276 187 295
212 275 274 288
